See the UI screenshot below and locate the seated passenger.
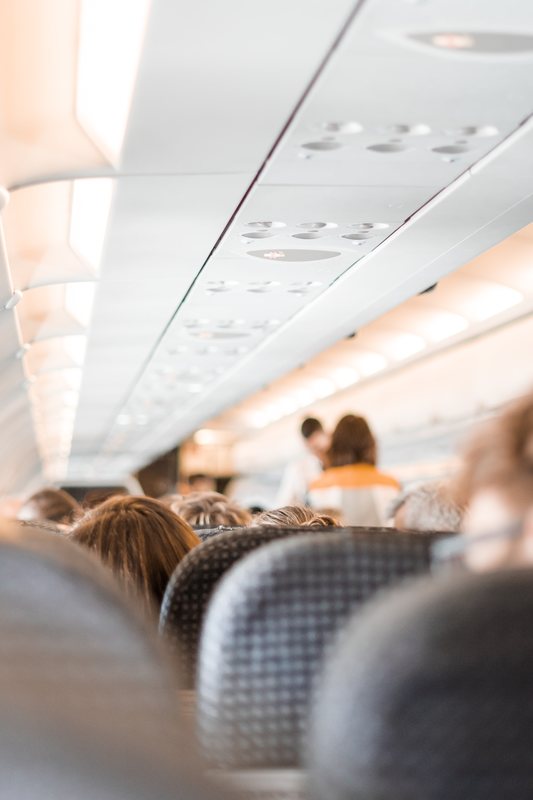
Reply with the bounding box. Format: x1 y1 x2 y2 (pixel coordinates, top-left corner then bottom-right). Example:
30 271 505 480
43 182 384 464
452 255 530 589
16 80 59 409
390 482 463 532
308 414 400 526
70 495 200 614
18 487 80 526
253 505 338 528
450 390 533 572
171 491 251 528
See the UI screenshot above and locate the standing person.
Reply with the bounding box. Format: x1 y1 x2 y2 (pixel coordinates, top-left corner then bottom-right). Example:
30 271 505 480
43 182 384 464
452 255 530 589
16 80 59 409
276 418 330 506
309 414 400 526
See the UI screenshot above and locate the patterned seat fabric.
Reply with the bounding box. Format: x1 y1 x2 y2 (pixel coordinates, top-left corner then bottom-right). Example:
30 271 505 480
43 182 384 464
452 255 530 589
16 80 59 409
197 529 442 768
308 567 533 800
160 525 337 686
0 522 227 800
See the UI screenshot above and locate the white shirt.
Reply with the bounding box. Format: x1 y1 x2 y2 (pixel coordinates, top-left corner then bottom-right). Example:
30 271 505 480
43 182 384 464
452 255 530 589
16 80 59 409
276 453 323 507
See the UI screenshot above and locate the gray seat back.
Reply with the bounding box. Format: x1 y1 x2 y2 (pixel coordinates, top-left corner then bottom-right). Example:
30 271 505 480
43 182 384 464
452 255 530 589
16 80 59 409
197 529 440 768
0 522 226 800
308 567 533 800
160 525 337 686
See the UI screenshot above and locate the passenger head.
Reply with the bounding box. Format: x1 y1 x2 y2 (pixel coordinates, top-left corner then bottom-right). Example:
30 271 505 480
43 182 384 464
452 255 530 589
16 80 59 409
70 495 200 614
309 568 533 800
327 414 376 468
187 474 217 493
391 483 463 533
455 391 533 571
253 505 339 528
171 492 252 528
301 417 329 460
18 488 80 525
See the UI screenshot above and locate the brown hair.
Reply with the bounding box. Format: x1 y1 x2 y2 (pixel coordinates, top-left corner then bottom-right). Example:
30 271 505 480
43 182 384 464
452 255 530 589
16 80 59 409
326 414 377 468
18 488 80 525
455 392 533 511
170 492 251 527
69 495 200 614
253 505 339 528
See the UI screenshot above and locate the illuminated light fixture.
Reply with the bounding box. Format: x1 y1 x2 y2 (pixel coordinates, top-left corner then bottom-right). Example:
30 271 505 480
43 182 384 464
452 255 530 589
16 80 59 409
463 281 523 321
76 0 151 162
431 33 475 49
264 405 284 423
386 332 426 361
248 249 340 262
424 311 468 342
356 352 388 377
275 396 301 416
249 412 269 429
63 335 88 365
193 429 230 446
69 179 114 271
332 367 360 388
31 368 83 395
65 282 97 328
309 378 336 400
293 389 316 408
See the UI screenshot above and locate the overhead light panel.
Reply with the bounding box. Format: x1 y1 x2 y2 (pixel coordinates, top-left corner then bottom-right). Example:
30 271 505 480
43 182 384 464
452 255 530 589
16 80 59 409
76 0 151 162
385 332 426 361
462 280 523 321
69 178 113 271
64 282 97 328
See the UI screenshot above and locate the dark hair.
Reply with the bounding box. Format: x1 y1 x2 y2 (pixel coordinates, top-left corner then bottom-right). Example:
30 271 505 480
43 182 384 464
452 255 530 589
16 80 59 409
327 414 377 468
18 488 80 525
69 495 200 614
171 492 251 527
301 418 323 440
253 505 338 528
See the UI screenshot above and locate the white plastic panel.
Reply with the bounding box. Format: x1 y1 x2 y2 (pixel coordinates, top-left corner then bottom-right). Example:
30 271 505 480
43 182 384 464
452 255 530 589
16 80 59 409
120 0 357 173
101 121 533 473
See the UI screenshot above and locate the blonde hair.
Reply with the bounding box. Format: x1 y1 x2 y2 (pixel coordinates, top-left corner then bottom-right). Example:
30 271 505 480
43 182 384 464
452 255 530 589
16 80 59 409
455 392 533 511
170 492 251 527
70 495 200 614
253 505 339 528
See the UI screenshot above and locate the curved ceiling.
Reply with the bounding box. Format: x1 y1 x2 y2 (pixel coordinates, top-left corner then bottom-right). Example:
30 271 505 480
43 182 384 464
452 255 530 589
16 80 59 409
1 0 533 490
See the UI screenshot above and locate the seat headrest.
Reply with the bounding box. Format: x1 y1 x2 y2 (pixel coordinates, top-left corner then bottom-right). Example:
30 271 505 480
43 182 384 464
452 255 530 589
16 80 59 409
309 567 533 800
197 529 439 767
0 521 226 800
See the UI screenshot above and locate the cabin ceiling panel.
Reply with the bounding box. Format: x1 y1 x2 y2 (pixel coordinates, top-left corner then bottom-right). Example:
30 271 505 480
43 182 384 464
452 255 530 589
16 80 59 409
66 0 533 481
120 0 357 174
261 0 533 189
97 122 533 473
71 172 252 446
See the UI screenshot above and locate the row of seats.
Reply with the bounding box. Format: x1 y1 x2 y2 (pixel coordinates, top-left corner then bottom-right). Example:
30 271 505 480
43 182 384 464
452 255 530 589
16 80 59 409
4 517 531 799
160 525 443 767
